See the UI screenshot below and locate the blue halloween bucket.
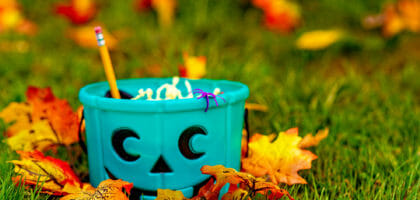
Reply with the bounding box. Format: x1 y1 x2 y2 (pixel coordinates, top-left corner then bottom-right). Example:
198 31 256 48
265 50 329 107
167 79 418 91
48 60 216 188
79 78 249 199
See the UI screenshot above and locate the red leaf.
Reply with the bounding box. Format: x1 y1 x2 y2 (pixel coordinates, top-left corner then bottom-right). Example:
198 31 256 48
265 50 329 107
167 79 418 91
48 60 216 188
55 0 96 24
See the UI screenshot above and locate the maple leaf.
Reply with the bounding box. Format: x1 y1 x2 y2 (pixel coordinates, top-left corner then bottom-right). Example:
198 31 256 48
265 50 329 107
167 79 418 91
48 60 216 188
382 0 420 37
383 3 406 37
135 0 153 11
153 165 292 200
7 120 59 152
0 102 32 137
61 179 133 200
299 128 329 149
202 165 293 200
1 86 80 151
135 0 176 27
221 184 248 200
153 180 218 200
242 128 323 185
252 0 300 33
67 25 118 50
155 189 188 200
9 150 82 195
178 53 206 79
296 29 343 50
398 0 420 32
201 165 245 192
190 178 219 200
26 86 80 146
0 0 37 35
252 180 293 200
55 0 96 24
153 0 177 28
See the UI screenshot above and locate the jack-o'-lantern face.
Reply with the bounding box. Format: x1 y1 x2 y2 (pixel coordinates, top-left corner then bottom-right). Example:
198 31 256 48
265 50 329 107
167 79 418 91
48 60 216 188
99 110 228 199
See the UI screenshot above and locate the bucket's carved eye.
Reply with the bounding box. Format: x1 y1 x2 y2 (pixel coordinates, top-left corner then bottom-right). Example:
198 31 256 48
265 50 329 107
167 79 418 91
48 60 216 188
178 126 206 159
112 129 140 161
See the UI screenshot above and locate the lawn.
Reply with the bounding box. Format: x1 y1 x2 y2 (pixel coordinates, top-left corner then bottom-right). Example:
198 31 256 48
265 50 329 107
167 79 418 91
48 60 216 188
0 0 419 199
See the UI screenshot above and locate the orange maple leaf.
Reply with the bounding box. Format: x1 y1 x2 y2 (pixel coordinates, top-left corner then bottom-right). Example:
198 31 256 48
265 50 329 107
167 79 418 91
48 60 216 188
382 0 420 37
201 165 245 192
1 86 81 150
221 184 248 200
154 165 292 200
242 128 327 185
299 128 329 149
61 179 133 200
252 0 300 33
190 178 219 200
9 150 82 195
0 0 37 35
398 0 420 32
26 86 80 146
202 165 293 200
67 25 118 50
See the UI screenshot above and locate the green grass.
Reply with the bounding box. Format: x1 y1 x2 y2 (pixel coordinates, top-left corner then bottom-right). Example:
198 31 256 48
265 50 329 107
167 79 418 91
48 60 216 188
1 0 419 199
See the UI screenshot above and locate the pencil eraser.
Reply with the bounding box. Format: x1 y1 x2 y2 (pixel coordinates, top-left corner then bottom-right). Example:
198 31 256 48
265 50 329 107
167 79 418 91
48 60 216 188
94 26 102 34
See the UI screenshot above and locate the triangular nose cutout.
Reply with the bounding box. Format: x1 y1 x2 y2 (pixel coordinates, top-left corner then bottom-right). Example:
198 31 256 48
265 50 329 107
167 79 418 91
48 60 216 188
151 156 173 173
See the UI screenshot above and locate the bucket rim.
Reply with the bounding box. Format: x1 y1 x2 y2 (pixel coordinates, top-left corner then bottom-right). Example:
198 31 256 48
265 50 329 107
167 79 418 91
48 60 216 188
79 78 249 113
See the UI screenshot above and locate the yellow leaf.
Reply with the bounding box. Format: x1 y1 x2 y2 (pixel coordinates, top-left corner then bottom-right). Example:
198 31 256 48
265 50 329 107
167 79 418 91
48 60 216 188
298 128 329 149
155 189 187 200
0 0 37 35
6 120 59 152
1 8 22 29
296 29 343 50
180 53 206 79
60 179 133 200
0 102 32 137
9 150 82 195
242 128 318 185
152 0 176 28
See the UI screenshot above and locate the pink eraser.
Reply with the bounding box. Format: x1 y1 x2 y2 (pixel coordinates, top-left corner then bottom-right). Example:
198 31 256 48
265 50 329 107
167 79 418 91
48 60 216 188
94 26 102 34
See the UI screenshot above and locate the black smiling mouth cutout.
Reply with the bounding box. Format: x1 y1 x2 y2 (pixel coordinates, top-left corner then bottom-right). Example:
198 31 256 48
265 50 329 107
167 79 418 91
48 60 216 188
105 166 211 199
108 126 209 198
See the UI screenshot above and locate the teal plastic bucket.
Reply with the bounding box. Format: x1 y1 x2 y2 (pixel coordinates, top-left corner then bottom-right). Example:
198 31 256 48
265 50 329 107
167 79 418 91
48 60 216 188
79 78 249 199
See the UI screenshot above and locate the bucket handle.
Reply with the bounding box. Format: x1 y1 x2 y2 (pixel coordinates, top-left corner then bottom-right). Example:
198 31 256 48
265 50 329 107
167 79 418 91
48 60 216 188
78 109 88 153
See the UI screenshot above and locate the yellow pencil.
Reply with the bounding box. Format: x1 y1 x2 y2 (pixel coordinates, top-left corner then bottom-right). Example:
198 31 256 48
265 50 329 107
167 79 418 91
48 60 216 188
95 26 121 99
